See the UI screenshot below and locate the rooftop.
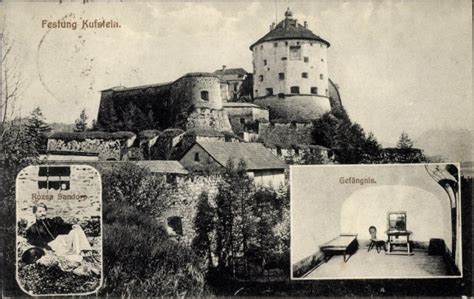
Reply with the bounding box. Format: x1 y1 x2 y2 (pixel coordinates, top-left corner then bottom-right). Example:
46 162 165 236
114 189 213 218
250 8 330 50
133 160 189 175
196 141 288 171
213 68 248 77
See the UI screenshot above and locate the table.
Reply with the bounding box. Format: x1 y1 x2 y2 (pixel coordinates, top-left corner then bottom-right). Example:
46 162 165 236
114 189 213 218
386 230 413 255
320 234 359 263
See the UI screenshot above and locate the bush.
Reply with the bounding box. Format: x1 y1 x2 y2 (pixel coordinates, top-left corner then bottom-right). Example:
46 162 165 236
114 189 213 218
102 202 208 297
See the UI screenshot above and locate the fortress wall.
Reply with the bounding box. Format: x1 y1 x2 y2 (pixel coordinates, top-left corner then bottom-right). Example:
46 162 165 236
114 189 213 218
254 95 330 122
186 108 232 132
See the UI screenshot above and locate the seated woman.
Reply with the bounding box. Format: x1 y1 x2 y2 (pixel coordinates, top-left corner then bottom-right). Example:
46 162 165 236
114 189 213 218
368 226 387 253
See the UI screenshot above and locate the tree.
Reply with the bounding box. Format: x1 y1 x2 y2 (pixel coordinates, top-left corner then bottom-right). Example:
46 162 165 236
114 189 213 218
73 108 88 132
312 112 382 164
25 107 51 150
397 131 414 149
214 159 255 274
192 191 215 267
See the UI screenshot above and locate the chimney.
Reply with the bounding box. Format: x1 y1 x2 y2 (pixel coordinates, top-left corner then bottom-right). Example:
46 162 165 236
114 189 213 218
270 22 275 31
304 21 307 28
222 65 226 71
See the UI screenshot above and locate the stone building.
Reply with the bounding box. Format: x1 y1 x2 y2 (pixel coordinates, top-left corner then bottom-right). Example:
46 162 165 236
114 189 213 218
250 8 341 122
213 67 250 101
180 141 287 187
97 72 232 133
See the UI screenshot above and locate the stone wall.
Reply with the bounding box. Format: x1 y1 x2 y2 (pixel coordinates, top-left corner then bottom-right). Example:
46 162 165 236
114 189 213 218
159 175 222 244
47 138 126 161
16 165 102 227
185 108 232 132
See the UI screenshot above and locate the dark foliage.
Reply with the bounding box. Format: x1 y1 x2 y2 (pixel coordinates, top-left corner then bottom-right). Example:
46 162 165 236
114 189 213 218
311 112 382 163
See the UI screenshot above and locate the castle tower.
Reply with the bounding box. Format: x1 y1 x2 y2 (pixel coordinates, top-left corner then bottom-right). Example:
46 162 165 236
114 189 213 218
250 8 332 122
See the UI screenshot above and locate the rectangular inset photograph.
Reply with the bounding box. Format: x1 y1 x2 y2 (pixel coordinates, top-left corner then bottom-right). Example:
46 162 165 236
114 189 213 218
16 165 102 296
291 163 462 280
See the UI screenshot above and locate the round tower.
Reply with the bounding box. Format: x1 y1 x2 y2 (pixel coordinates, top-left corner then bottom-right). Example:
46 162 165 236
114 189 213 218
250 8 331 121
177 72 223 110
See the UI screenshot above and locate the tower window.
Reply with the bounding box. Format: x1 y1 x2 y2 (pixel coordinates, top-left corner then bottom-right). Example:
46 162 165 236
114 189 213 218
278 93 285 99
285 41 288 46
281 57 287 61
194 152 200 162
320 74 324 80
279 73 285 80
289 46 301 60
264 59 267 66
310 43 313 46
200 90 209 101
302 72 308 78
311 87 318 94
274 42 278 47
321 58 324 62
296 41 300 45
290 86 300 94
259 75 264 82
304 57 309 63
266 88 273 96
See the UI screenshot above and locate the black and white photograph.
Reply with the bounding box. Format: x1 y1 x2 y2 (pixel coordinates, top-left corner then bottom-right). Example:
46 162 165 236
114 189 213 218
290 164 462 280
15 165 102 295
1 0 472 297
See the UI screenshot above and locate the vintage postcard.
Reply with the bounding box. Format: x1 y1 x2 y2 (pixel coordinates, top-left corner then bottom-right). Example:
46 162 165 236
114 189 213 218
290 163 462 280
16 165 102 296
1 1 472 297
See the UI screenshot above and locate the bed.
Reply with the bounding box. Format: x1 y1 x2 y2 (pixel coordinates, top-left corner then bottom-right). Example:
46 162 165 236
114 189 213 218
319 234 358 263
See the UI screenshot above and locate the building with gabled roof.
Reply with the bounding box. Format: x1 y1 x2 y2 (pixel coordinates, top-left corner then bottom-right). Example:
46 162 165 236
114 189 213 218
179 141 287 187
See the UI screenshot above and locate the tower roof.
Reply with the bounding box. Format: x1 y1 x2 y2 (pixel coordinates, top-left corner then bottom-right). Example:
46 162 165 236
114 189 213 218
250 8 330 50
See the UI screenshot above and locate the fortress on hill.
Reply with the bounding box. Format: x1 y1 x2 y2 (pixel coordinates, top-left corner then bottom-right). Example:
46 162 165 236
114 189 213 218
96 9 343 150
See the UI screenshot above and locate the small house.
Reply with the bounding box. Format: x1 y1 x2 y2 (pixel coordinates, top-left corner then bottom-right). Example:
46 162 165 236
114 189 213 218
180 141 287 187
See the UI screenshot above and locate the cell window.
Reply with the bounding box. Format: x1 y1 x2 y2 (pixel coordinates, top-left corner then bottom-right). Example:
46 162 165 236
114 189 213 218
311 87 318 94
274 42 278 47
240 118 245 124
290 86 300 94
278 93 285 99
264 59 267 66
281 57 287 61
320 74 324 80
259 75 264 82
201 90 209 101
304 57 309 63
321 58 324 62
285 41 288 46
310 43 313 46
302 72 308 78
279 73 285 80
266 88 273 96
167 216 183 236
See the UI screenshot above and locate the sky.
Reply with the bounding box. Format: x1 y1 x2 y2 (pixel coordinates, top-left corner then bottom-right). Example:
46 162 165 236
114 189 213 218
1 0 472 146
